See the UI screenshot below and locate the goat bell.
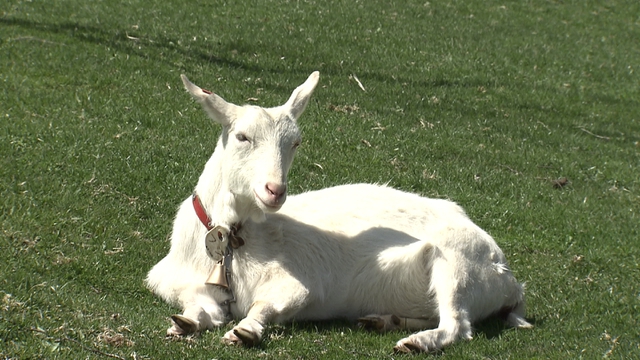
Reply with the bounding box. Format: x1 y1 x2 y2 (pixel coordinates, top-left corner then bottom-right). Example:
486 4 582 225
205 262 229 289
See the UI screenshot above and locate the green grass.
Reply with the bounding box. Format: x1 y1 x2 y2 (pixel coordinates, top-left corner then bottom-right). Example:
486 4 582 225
2 0 639 358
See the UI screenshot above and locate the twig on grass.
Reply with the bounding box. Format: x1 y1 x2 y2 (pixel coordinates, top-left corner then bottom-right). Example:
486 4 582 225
536 120 552 133
500 164 521 175
349 74 366 92
578 127 610 140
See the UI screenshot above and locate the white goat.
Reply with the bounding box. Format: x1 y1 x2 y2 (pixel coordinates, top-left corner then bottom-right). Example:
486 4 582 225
146 72 532 353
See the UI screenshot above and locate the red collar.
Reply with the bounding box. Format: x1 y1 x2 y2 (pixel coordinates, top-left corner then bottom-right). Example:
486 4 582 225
192 193 213 231
192 193 245 248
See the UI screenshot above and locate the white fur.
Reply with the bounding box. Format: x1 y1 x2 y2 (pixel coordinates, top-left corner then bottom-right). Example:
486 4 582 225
146 72 532 353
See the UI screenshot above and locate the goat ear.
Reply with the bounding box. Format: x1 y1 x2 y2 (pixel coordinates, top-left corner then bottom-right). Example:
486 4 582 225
180 75 241 126
284 71 320 120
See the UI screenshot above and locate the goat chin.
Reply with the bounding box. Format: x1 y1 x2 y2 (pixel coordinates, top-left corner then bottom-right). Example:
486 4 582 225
254 193 285 212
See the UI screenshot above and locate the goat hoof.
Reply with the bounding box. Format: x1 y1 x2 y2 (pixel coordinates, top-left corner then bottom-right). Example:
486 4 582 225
222 329 243 346
357 316 385 332
168 314 198 335
394 339 425 354
358 314 401 332
233 326 260 347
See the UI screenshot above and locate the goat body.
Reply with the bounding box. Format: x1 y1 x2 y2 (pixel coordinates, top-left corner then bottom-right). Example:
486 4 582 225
146 73 532 353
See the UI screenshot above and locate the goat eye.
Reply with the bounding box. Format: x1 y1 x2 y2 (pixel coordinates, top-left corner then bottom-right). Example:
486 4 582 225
293 141 301 149
235 133 249 143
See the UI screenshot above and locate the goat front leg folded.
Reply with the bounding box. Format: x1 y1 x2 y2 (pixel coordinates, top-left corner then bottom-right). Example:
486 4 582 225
222 279 309 347
167 285 228 336
222 301 276 346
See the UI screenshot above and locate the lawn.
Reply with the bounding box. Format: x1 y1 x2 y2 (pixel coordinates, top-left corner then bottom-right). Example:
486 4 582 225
1 0 639 358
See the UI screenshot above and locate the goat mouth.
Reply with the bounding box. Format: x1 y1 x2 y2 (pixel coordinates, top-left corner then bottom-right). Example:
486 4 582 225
254 192 285 211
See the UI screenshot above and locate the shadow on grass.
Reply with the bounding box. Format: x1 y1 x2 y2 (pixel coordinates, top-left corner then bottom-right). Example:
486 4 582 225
473 315 540 340
1 16 509 94
0 17 312 82
0 17 225 65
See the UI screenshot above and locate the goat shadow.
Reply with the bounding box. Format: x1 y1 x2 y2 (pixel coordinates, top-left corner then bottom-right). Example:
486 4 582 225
207 317 538 353
259 316 540 353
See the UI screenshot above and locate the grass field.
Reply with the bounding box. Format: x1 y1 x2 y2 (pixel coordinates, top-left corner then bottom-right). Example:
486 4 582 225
2 0 639 358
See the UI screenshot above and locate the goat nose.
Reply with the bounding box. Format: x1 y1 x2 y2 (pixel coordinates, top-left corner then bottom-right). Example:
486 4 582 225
265 182 286 200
